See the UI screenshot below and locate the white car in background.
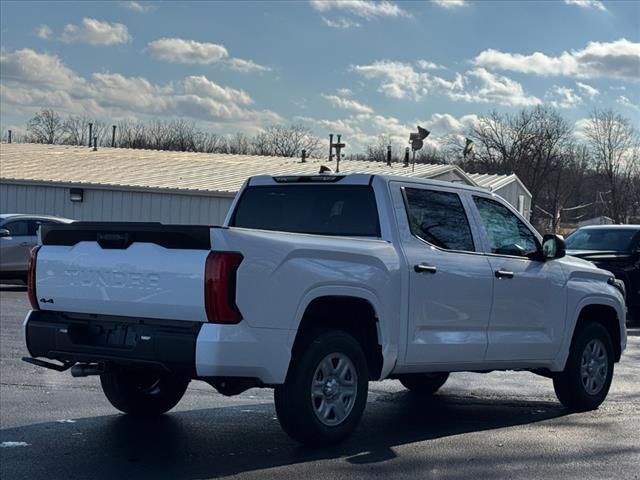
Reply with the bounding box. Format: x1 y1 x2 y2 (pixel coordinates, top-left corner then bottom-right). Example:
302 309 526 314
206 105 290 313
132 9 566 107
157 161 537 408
0 214 73 282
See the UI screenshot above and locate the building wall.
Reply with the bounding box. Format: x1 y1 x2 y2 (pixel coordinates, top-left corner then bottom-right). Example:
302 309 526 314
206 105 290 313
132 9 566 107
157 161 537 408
0 182 234 225
493 182 532 220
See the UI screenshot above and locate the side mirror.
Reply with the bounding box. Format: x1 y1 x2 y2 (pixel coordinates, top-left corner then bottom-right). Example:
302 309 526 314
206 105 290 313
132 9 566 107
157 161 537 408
0 228 10 238
542 234 566 260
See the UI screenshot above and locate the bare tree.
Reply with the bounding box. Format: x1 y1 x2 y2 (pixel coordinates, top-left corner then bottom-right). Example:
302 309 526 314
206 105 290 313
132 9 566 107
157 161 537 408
147 120 173 150
584 109 639 223
169 119 198 151
228 132 251 155
366 134 392 163
116 120 148 149
260 125 322 158
62 114 90 145
26 109 64 144
251 131 273 156
194 131 228 153
467 106 573 226
538 144 590 232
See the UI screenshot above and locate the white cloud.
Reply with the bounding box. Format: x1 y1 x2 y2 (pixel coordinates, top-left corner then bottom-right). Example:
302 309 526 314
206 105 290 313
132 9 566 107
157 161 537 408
352 60 536 106
226 58 271 73
146 38 228 64
34 24 52 40
546 85 582 108
123 1 155 13
474 38 640 81
564 0 607 12
310 0 410 19
350 60 433 100
0 48 281 132
322 94 373 114
450 68 541 107
336 88 353 96
61 18 130 46
422 113 479 133
417 60 446 70
617 95 640 112
431 0 468 9
182 75 253 105
321 17 361 29
0 49 80 88
145 38 270 73
575 81 599 98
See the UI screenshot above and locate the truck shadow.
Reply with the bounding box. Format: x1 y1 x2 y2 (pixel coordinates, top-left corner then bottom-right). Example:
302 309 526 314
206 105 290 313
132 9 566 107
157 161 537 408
0 390 581 479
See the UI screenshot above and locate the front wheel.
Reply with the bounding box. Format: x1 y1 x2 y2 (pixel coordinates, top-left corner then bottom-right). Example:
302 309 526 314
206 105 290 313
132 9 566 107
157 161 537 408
397 372 449 395
553 322 614 411
274 330 369 446
100 366 190 416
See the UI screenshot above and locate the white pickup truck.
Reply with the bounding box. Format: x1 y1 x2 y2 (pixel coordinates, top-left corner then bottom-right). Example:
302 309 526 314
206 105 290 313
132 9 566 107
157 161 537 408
24 173 627 445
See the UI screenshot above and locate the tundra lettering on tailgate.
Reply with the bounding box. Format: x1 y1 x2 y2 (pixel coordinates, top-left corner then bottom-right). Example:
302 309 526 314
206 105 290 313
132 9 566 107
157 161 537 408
63 269 161 290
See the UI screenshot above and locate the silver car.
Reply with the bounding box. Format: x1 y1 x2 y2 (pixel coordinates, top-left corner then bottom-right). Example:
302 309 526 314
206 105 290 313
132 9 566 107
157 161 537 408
0 214 74 282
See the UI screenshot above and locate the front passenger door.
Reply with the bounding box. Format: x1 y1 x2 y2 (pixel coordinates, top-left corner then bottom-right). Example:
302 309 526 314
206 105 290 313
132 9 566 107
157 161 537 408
0 220 32 273
471 196 567 361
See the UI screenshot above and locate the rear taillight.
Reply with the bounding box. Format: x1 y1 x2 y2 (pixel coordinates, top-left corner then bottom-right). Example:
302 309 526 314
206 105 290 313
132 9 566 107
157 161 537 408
27 246 41 310
204 252 243 324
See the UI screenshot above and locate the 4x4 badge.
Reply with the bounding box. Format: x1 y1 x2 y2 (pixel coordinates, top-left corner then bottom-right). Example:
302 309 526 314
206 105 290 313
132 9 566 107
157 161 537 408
39 298 54 304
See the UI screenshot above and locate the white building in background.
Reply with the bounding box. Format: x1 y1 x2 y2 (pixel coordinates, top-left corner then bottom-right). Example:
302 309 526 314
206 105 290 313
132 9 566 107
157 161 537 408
0 144 532 225
468 173 533 219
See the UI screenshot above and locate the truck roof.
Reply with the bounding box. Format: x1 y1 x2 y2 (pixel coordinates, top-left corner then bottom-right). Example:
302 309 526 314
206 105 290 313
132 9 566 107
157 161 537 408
249 173 493 196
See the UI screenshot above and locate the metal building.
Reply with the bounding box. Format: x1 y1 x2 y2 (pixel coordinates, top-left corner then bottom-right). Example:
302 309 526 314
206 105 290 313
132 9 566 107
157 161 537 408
468 173 533 219
0 144 531 225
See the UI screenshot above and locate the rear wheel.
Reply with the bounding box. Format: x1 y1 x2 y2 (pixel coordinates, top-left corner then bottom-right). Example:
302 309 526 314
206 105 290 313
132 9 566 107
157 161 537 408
553 322 614 411
397 372 449 394
100 366 190 416
274 330 368 445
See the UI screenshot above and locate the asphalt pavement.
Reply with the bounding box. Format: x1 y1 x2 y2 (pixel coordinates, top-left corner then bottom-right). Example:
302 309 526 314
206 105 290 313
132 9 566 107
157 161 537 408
1 285 638 479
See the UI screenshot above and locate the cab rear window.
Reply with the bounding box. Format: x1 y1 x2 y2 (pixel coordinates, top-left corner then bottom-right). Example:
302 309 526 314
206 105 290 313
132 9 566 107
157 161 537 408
231 185 380 237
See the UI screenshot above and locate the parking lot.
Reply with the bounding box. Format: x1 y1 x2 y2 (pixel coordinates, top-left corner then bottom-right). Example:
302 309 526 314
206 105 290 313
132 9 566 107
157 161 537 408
1 285 638 480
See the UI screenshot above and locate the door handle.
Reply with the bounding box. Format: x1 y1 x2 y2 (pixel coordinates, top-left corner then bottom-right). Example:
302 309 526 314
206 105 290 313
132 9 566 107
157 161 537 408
19 242 31 247
414 263 437 274
495 270 514 279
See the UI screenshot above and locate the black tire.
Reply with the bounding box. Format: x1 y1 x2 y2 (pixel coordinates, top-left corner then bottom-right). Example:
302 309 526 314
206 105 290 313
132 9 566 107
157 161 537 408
274 330 369 446
397 372 450 394
553 322 614 412
100 366 190 416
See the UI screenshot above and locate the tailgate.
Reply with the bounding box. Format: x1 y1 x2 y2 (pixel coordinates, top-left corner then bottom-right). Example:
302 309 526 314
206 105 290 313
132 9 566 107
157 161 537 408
35 222 211 322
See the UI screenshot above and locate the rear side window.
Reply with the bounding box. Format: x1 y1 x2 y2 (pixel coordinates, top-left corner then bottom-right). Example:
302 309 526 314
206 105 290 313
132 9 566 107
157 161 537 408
403 187 475 252
232 185 380 237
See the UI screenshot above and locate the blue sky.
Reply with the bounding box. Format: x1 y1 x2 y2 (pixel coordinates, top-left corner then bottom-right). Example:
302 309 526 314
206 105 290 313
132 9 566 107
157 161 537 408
1 0 638 152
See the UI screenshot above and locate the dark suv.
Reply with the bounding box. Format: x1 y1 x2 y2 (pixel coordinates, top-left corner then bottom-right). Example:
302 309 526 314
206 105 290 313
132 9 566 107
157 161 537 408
566 225 640 322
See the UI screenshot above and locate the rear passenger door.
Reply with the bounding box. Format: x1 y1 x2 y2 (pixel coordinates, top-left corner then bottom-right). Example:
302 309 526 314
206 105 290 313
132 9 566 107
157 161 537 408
392 183 494 366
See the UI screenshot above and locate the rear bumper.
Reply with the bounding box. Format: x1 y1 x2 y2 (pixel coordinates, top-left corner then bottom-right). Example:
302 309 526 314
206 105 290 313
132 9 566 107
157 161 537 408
24 310 201 374
24 310 294 384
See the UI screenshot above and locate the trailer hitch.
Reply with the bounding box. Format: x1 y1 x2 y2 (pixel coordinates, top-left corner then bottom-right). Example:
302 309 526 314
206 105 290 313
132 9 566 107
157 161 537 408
22 357 74 372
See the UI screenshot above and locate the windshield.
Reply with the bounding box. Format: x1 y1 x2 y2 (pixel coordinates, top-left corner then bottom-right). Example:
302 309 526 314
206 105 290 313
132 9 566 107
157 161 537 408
565 228 638 252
